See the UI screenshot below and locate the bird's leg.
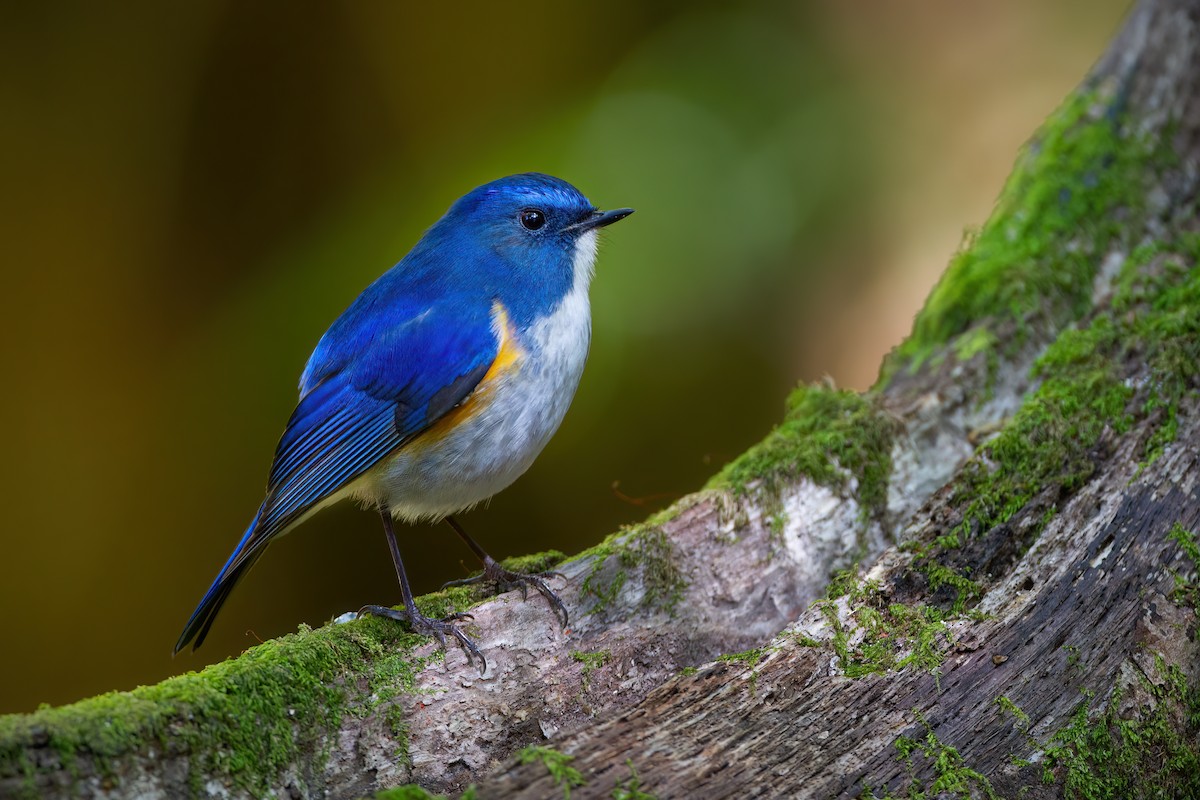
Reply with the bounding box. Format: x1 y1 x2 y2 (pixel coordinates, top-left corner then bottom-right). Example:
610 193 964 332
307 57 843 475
441 515 569 628
358 510 487 674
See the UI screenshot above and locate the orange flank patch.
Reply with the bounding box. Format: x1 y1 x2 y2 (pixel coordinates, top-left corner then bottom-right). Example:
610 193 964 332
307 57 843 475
483 300 523 383
419 301 524 441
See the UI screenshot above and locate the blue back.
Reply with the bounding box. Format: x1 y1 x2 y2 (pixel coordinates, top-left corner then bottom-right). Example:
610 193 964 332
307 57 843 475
175 173 602 653
276 173 597 531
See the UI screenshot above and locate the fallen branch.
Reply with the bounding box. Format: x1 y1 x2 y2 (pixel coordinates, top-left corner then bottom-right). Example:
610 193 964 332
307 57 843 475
2 0 1198 797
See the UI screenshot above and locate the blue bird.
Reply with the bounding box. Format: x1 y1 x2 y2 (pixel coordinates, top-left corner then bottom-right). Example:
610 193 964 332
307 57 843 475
175 173 633 672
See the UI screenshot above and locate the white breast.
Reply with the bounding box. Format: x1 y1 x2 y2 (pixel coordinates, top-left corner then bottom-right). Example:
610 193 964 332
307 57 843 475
362 230 599 522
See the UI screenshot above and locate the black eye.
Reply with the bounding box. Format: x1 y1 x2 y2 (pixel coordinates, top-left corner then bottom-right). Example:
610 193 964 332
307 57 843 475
519 209 546 231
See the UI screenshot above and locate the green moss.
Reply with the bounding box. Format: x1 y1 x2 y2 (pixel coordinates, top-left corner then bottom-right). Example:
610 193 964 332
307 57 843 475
611 759 656 800
414 550 567 620
411 586 481 625
1167 522 1200 610
576 524 687 617
1120 242 1200 466
821 569 955 677
372 785 447 800
950 327 999 362
892 711 1000 799
517 745 585 799
922 562 981 614
717 647 767 692
398 549 570 651
370 785 476 800
708 384 898 521
642 498 691 528
717 647 765 669
860 712 1000 799
0 617 437 796
384 703 410 766
408 551 567 623
634 528 687 612
951 318 1133 542
498 549 567 575
1041 659 1200 798
886 89 1161 377
571 649 612 672
911 240 1200 613
995 695 1031 729
816 572 956 680
826 566 880 603
577 538 629 616
571 650 612 691
767 510 788 551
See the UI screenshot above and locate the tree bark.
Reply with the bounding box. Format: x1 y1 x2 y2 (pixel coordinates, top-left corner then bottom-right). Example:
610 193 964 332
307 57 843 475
3 0 1199 798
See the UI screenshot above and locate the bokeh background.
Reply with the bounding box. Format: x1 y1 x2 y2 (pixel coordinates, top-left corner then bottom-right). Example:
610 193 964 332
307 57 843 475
0 1 1130 714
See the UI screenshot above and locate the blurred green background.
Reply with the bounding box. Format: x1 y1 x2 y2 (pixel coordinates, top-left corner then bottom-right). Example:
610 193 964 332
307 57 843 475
0 1 1129 713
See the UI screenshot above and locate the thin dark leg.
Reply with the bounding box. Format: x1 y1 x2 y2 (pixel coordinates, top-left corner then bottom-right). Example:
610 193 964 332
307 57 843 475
358 510 487 674
442 515 569 628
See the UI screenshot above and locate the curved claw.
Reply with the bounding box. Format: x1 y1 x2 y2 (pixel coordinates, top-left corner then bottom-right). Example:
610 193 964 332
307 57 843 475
441 574 479 590
357 603 406 621
443 564 569 630
357 604 487 675
526 575 570 629
447 627 487 675
442 568 564 591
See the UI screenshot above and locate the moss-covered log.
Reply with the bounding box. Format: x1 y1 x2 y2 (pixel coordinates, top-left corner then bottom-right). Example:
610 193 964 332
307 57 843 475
4 0 1199 797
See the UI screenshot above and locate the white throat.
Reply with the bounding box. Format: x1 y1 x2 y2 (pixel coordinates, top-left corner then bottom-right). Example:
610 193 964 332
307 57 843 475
531 228 595 360
571 229 598 296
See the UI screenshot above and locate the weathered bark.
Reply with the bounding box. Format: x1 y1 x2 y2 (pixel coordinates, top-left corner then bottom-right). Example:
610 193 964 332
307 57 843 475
475 402 1200 799
3 0 1198 797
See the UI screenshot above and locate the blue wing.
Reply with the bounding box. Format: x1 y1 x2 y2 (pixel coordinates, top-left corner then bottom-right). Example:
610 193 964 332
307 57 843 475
263 296 496 532
174 281 499 653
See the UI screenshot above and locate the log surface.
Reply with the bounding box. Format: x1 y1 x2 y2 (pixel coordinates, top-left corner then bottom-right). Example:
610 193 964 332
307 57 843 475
2 0 1198 798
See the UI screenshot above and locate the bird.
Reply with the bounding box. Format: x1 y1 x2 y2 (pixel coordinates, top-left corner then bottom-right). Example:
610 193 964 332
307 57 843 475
174 173 633 672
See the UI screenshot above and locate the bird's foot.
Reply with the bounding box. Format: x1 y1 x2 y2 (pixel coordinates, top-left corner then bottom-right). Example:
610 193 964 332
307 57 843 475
443 559 569 628
357 604 486 674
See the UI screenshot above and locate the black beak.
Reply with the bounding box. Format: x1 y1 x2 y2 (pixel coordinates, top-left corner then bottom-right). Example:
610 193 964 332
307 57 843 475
566 207 635 233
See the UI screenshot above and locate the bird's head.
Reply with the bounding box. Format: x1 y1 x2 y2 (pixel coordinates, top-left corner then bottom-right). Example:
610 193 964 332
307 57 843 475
435 173 633 322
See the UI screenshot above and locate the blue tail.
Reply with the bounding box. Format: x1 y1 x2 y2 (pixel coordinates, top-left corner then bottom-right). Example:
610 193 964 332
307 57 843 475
174 505 267 654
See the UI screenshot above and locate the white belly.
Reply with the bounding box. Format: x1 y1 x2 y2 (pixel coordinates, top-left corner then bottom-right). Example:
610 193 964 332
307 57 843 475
359 231 597 522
